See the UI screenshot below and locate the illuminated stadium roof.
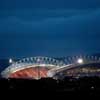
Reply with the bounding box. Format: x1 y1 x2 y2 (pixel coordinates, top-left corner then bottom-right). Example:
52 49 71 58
1 56 65 79
1 55 100 79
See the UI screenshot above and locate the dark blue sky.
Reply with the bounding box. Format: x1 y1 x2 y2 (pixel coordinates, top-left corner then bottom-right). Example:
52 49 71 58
0 0 100 58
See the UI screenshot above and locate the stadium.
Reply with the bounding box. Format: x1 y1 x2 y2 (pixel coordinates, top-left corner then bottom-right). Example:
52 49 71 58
1 56 100 80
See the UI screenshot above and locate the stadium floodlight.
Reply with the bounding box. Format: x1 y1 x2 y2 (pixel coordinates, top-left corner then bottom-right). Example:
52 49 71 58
9 58 13 64
77 58 83 64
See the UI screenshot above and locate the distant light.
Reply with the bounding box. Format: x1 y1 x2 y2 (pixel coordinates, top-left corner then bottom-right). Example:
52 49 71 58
91 86 94 89
77 58 83 64
9 58 13 63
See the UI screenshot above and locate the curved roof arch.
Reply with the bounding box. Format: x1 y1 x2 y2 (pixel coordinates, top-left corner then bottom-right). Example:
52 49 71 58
16 56 65 66
1 56 65 78
1 55 100 79
48 60 100 77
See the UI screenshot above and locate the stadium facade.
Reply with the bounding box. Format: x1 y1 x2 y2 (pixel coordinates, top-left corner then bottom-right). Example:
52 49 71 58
1 56 100 79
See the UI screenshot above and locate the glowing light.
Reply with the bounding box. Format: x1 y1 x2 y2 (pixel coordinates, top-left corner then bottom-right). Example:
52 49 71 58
9 58 13 63
91 86 94 89
77 58 83 64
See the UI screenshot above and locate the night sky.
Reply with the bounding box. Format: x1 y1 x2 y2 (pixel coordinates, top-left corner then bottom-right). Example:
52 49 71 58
0 0 100 58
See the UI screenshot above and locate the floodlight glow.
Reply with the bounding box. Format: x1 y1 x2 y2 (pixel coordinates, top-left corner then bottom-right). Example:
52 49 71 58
77 58 83 64
9 58 13 63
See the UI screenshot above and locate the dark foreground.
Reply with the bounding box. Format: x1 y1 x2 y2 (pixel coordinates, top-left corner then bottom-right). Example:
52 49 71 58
0 77 100 97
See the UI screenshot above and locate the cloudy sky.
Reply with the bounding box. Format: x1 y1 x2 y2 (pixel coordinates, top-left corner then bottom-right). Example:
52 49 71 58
0 0 100 58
